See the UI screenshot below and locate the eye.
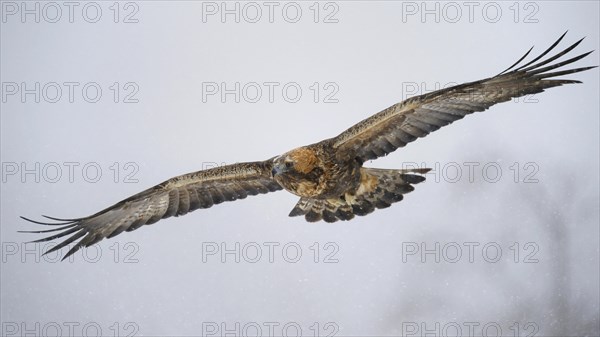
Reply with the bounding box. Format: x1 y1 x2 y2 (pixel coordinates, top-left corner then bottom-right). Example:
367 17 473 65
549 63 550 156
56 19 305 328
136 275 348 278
285 161 294 169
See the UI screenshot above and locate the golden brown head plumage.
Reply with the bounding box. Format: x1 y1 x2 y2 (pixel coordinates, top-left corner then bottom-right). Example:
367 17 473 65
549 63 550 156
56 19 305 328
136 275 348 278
272 147 318 176
286 148 318 174
271 147 326 197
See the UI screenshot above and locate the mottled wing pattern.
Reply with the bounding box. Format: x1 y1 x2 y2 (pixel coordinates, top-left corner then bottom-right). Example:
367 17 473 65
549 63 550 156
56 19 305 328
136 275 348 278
289 168 430 222
21 161 282 260
332 33 596 162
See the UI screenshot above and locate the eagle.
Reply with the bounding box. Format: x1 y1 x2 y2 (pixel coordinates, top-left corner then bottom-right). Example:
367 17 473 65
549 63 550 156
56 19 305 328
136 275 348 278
22 32 596 260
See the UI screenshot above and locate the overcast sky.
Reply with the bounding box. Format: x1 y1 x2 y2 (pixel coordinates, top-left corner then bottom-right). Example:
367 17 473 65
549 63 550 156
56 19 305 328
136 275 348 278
1 1 599 336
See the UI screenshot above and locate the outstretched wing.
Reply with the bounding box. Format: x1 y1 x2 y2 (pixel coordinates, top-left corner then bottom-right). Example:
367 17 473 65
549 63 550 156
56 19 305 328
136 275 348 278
21 160 282 260
332 32 596 162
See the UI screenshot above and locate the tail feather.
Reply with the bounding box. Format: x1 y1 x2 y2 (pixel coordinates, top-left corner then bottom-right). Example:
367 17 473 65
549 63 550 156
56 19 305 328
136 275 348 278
289 167 430 223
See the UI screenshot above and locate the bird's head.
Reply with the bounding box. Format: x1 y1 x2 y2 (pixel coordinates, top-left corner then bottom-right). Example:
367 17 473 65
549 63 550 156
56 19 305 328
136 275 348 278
271 147 319 178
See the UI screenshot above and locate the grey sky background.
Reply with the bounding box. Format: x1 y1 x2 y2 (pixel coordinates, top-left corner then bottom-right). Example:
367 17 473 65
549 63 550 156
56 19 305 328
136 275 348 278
1 1 599 336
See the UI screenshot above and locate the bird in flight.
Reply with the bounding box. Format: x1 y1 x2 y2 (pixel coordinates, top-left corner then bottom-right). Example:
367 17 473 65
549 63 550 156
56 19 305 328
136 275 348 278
22 32 596 260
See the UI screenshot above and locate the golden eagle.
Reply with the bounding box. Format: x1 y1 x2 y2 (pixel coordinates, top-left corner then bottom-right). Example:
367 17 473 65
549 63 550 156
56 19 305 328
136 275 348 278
22 33 596 260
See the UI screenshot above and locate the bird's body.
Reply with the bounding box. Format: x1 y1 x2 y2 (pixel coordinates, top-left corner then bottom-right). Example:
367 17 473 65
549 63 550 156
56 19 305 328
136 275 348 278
273 141 361 199
22 32 596 260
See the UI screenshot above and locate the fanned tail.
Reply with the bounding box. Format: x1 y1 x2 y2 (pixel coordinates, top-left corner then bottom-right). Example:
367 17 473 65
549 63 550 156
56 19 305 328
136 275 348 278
289 168 430 223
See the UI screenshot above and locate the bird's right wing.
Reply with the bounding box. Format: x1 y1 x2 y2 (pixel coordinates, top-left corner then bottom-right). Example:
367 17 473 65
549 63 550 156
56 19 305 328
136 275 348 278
21 160 282 260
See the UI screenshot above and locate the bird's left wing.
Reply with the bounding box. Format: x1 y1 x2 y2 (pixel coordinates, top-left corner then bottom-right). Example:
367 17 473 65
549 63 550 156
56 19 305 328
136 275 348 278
21 160 282 260
332 33 596 162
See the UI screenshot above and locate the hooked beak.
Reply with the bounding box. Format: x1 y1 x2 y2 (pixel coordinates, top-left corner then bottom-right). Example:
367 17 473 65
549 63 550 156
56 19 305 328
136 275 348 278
271 163 285 177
